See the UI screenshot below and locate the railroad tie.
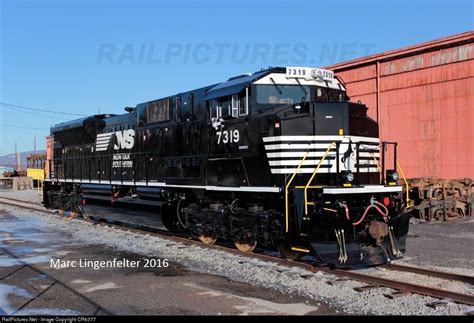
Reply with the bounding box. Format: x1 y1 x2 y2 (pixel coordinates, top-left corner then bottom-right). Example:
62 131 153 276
383 290 410 299
353 284 379 292
425 300 450 309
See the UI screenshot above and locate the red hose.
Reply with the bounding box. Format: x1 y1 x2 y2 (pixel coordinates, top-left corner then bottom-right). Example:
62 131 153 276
342 203 350 221
373 200 389 217
341 201 389 226
351 205 373 226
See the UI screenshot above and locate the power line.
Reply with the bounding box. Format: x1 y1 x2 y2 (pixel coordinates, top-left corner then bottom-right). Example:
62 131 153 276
1 124 50 131
0 105 70 120
0 102 87 117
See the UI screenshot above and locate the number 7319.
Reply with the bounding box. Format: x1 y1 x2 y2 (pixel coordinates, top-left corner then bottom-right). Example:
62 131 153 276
216 129 240 144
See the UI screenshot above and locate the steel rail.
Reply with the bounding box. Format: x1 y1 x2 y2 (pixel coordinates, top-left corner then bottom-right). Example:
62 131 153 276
382 263 474 285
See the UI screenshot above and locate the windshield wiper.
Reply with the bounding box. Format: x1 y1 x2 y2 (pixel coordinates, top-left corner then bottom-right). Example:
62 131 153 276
295 78 308 101
269 77 283 95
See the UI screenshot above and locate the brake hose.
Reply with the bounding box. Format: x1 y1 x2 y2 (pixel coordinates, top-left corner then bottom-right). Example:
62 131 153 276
341 201 389 226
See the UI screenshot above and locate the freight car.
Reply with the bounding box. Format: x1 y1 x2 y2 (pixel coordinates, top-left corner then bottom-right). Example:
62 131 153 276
26 153 46 187
43 66 412 267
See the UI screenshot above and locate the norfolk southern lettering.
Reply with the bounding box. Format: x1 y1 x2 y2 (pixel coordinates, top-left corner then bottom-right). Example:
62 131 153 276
43 66 413 267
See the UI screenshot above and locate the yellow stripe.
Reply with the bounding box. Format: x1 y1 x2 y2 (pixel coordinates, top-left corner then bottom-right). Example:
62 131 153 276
291 247 310 253
295 185 322 189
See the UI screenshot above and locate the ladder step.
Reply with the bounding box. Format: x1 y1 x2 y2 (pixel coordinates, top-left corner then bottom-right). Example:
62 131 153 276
291 246 310 253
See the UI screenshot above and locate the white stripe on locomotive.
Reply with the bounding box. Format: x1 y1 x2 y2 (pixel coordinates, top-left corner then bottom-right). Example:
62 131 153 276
263 135 381 175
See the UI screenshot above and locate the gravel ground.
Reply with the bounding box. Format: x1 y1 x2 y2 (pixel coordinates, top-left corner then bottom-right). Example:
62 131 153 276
0 200 472 315
0 189 42 203
404 217 474 274
0 209 342 315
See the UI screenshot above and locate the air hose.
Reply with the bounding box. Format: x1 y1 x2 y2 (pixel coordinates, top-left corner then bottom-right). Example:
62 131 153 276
340 200 389 226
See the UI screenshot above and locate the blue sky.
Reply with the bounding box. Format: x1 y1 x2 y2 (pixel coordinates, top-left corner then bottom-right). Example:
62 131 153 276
1 0 472 155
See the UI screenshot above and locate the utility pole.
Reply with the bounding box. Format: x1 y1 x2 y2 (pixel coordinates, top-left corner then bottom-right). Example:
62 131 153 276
34 135 36 154
15 142 21 173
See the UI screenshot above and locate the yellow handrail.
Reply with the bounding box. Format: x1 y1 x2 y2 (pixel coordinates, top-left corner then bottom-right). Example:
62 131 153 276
371 152 382 173
285 151 309 233
304 142 335 215
396 161 410 205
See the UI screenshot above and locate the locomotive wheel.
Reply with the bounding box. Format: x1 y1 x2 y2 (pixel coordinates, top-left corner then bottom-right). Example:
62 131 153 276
234 239 257 253
198 233 217 245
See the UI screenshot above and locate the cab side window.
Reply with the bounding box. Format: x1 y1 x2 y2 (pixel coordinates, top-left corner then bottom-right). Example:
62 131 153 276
219 97 231 118
209 90 248 120
210 100 219 120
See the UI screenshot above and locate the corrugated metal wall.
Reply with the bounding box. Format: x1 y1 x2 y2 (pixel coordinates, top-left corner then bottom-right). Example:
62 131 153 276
326 32 474 179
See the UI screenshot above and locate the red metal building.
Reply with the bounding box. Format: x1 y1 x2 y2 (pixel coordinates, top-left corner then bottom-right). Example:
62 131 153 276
326 31 473 180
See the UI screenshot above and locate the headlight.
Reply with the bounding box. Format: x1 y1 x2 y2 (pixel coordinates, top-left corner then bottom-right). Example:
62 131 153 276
340 171 354 183
345 172 354 183
386 170 399 182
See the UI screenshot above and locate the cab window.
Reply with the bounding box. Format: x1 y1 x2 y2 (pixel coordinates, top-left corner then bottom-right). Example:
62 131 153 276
315 87 346 102
210 91 248 120
256 84 310 104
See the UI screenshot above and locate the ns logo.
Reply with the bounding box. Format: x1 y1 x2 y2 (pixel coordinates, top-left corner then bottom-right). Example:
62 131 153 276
95 129 135 152
114 129 135 150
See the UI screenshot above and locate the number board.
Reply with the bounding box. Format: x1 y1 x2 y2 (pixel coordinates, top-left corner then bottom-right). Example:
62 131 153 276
286 67 334 81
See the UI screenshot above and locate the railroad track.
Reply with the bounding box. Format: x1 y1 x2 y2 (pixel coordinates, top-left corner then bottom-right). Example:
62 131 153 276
382 263 474 285
1 196 473 308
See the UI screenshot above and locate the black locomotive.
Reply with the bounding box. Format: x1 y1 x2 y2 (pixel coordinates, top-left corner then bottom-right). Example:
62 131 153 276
43 66 412 267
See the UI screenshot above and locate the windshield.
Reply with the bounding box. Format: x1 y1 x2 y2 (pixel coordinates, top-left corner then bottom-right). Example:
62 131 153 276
315 87 346 102
256 85 310 104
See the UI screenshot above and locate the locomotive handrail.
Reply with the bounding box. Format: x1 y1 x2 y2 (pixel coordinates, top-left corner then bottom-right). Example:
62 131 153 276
371 151 382 173
304 142 336 215
396 161 411 206
284 151 309 233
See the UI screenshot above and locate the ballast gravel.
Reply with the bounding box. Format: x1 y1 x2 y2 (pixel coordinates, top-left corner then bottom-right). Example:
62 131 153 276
0 202 471 316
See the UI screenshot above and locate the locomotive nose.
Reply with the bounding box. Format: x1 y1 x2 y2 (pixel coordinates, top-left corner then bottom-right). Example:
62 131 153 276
308 212 411 268
275 102 351 138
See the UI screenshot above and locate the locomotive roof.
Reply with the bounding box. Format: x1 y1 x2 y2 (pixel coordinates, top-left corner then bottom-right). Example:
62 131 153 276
203 66 342 100
50 66 341 133
51 114 114 133
204 68 281 101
